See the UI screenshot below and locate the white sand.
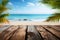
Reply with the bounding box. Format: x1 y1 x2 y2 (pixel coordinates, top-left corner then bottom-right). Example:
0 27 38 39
0 21 60 25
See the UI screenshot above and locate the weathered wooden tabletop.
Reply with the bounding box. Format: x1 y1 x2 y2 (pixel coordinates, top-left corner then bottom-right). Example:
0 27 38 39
0 25 60 40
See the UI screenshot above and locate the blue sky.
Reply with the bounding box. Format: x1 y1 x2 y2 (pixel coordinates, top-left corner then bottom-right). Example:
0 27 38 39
7 0 55 14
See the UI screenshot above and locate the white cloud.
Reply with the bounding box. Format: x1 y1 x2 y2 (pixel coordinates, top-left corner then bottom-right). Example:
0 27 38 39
9 9 21 14
9 8 55 14
9 2 55 14
26 2 35 7
20 9 55 14
26 2 42 7
23 2 55 14
8 2 13 6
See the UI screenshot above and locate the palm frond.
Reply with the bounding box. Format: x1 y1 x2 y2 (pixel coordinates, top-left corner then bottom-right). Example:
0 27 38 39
0 18 9 23
46 13 60 22
0 0 9 23
2 0 9 6
0 13 9 18
41 0 60 9
0 5 8 13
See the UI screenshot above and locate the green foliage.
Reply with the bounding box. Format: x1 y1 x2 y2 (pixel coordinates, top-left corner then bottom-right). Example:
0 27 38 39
0 5 7 13
0 13 9 18
41 0 60 9
2 0 9 6
40 0 60 22
0 0 9 23
46 13 60 22
0 0 9 13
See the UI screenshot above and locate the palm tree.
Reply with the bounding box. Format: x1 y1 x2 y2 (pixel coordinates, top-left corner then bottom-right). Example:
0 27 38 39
40 0 60 22
40 0 60 9
46 13 60 22
0 13 9 23
0 0 9 23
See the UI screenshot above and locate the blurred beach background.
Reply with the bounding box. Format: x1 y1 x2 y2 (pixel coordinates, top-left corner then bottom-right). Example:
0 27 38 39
8 14 51 21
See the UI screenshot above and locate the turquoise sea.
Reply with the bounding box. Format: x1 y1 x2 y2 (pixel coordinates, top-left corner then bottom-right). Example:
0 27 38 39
8 14 51 21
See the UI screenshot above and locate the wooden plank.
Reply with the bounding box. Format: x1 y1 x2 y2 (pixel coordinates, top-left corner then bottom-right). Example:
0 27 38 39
0 26 19 40
0 25 11 33
42 25 60 38
47 25 60 32
9 26 26 40
36 25 59 40
27 25 43 40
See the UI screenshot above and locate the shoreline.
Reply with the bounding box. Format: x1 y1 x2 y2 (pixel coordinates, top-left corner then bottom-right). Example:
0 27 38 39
0 21 60 25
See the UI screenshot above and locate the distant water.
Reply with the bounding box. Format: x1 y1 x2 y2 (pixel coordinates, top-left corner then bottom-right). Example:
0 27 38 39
7 14 51 21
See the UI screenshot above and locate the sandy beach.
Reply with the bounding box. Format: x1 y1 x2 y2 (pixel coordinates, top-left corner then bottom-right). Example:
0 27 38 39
0 21 60 25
